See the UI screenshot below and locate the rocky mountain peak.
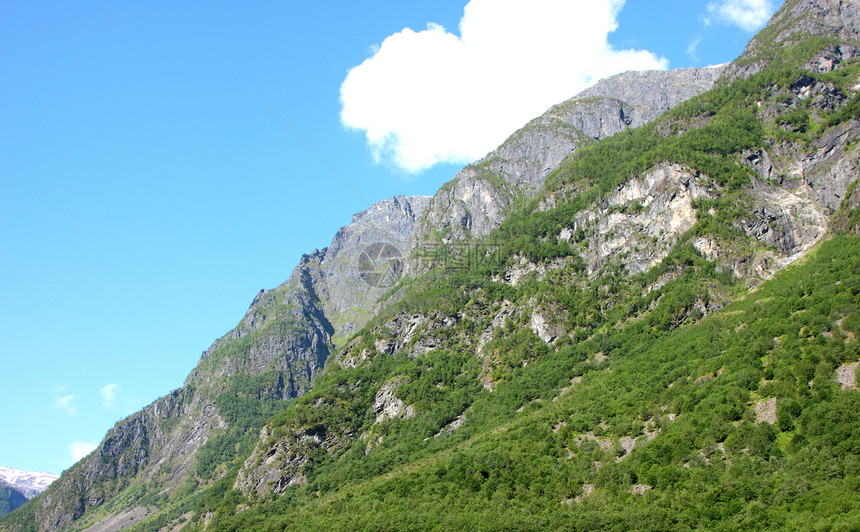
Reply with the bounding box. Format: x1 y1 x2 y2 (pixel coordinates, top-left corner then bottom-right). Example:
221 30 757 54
726 0 860 78
775 0 860 41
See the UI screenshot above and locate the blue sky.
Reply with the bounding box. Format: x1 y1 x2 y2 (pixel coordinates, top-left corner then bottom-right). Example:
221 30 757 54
1 0 777 475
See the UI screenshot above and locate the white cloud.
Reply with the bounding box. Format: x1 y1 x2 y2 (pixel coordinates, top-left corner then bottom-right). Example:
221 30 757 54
706 0 776 32
53 394 78 415
686 38 702 62
340 0 667 173
100 383 121 408
69 441 97 462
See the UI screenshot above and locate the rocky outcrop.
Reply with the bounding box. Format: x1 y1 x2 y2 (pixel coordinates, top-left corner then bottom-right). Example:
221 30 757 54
529 309 565 344
724 0 860 80
561 163 713 276
755 397 778 425
373 377 415 424
364 312 459 361
318 195 431 343
413 66 727 245
235 425 321 497
836 362 859 390
740 178 828 259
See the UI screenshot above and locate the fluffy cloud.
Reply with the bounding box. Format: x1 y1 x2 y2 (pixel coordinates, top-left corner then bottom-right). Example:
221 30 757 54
706 0 776 32
100 383 120 408
53 394 78 415
69 441 97 462
340 0 667 173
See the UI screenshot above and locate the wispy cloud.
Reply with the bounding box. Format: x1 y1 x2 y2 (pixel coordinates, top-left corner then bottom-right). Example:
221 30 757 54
69 441 97 462
100 383 121 408
686 37 702 62
705 0 776 32
53 394 78 415
340 0 667 173
99 382 140 414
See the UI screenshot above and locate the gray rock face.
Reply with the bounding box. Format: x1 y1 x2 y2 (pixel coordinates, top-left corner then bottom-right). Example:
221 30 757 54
773 0 860 43
561 163 713 277
741 179 829 257
373 376 415 424
34 195 430 531
234 400 354 497
575 67 730 130
725 0 860 79
413 66 727 244
234 426 313 496
318 195 431 344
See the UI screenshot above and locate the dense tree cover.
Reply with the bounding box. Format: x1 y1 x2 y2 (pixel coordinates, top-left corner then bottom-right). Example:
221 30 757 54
185 235 860 532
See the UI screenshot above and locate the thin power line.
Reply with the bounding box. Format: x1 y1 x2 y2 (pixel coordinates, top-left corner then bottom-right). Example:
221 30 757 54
267 103 372 207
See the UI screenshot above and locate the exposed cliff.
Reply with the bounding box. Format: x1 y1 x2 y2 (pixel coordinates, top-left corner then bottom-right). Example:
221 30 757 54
724 0 860 79
19 195 430 531
413 65 727 245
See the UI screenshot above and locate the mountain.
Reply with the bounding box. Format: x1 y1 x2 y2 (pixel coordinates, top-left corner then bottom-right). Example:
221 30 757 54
0 468 57 501
0 488 27 518
414 65 727 243
8 50 728 532
3 0 860 529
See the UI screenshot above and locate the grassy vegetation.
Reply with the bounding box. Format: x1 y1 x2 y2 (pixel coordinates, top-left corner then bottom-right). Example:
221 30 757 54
183 234 860 531
153 49 860 530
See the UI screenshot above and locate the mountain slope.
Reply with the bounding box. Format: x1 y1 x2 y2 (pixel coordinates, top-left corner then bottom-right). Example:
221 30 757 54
189 235 860 531
3 0 860 530
196 0 860 528
0 488 26 518
2 42 729 532
414 65 726 243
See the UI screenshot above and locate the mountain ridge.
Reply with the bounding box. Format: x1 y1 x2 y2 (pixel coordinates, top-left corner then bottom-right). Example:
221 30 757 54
3 0 860 529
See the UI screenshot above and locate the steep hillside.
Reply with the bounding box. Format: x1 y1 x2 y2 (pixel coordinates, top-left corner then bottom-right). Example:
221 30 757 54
5 196 430 531
185 235 860 531
0 43 728 532
191 0 860 528
3 0 860 530
413 65 726 244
